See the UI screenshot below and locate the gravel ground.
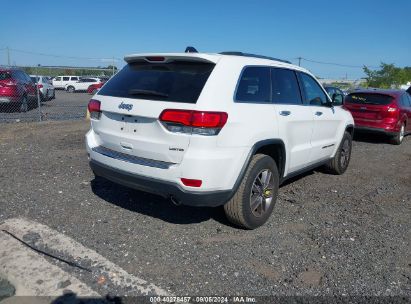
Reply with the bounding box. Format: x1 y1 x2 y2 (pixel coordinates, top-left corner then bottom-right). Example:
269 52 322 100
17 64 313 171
0 120 410 298
0 90 89 123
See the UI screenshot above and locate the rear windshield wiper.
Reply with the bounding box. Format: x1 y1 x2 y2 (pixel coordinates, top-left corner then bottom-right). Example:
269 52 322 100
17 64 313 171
128 89 169 98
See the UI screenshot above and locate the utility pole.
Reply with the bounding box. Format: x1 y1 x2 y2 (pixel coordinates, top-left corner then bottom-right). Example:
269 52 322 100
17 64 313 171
297 57 302 67
6 47 10 66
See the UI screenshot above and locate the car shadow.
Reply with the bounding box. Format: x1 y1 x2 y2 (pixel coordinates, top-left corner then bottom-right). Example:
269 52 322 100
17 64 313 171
90 176 230 226
353 131 391 144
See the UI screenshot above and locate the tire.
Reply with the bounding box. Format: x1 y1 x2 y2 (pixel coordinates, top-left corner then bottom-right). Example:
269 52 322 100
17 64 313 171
224 154 279 229
39 92 45 102
67 86 75 93
391 123 405 145
19 95 28 112
52 90 55 99
325 131 352 175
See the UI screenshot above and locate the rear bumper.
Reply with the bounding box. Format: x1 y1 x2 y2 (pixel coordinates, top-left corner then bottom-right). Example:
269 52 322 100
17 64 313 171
90 159 232 207
0 96 20 103
355 126 397 136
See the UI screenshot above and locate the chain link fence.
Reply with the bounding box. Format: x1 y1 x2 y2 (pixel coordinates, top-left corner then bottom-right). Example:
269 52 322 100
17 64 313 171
0 64 117 123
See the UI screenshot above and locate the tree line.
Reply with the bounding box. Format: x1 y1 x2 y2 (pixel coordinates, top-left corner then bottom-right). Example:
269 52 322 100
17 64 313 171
363 63 411 89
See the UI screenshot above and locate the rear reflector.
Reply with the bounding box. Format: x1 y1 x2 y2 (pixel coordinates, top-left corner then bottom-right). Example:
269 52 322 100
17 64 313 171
88 99 101 119
181 178 202 187
159 109 228 135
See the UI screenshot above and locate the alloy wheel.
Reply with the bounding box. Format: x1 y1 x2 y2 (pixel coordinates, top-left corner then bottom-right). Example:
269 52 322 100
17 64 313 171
250 169 274 217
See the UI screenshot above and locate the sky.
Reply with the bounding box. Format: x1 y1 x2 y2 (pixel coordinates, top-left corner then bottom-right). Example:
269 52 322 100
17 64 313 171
1 0 410 79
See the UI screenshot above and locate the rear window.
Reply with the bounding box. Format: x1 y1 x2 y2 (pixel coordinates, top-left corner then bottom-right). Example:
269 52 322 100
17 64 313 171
346 93 394 105
0 72 11 80
98 61 215 103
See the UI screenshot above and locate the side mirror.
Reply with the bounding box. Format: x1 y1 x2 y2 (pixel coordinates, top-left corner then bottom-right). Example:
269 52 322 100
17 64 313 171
332 93 344 105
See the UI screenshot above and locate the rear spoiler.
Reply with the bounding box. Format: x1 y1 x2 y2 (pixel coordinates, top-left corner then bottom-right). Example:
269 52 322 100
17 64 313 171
124 53 219 64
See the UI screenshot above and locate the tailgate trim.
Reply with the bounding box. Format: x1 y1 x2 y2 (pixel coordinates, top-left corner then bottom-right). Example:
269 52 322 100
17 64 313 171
92 146 175 169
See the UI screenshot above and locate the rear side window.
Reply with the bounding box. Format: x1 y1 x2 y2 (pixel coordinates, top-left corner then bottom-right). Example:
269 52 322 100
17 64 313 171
345 93 394 105
235 67 271 103
71 77 79 81
98 61 215 104
63 77 69 81
406 93 411 107
272 68 302 104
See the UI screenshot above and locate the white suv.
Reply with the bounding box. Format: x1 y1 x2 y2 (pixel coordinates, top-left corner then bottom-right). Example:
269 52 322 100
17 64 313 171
86 51 354 229
52 76 81 89
65 77 102 93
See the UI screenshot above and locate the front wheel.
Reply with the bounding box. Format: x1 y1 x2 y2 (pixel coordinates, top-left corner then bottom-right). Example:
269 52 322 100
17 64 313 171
66 86 75 93
224 154 279 229
325 131 352 175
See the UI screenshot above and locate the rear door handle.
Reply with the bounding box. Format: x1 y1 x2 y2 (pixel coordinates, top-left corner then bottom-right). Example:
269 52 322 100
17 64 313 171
279 111 291 116
315 111 323 116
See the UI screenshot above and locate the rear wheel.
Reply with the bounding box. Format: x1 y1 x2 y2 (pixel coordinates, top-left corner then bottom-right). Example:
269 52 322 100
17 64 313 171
67 86 75 93
325 131 352 175
224 154 279 229
391 123 405 145
19 96 28 112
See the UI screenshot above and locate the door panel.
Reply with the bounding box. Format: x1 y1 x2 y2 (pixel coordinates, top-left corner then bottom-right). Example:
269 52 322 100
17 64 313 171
310 106 342 161
274 105 313 173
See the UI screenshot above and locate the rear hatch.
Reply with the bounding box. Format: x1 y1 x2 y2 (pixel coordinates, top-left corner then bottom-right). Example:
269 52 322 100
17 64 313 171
344 92 395 121
92 54 217 164
0 71 17 97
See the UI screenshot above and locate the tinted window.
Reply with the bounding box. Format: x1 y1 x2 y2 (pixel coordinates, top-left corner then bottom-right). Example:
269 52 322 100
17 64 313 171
99 61 215 104
0 72 11 80
300 73 328 106
63 77 69 81
345 93 394 105
271 68 301 104
235 67 271 103
406 93 411 107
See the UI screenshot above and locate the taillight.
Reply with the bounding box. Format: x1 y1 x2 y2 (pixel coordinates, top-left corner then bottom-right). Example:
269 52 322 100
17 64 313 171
37 84 43 89
88 99 101 120
386 106 399 118
159 109 228 136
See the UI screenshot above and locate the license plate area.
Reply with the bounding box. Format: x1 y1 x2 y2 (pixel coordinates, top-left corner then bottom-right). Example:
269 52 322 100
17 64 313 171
120 115 139 133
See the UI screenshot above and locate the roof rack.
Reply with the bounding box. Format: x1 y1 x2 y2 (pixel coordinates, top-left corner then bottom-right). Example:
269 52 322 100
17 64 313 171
219 52 291 64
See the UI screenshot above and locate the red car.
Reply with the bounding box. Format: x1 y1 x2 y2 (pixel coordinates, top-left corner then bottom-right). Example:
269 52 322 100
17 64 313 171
87 82 105 95
0 68 37 112
344 89 411 145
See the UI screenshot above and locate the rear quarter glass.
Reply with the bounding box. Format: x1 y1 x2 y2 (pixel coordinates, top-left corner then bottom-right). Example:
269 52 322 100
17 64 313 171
98 61 215 104
346 93 394 105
